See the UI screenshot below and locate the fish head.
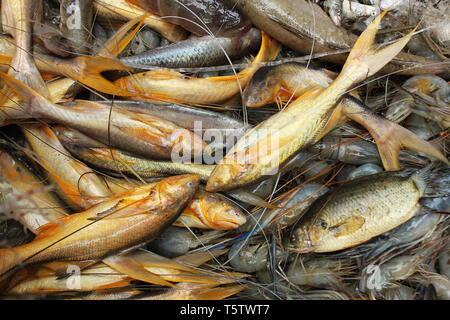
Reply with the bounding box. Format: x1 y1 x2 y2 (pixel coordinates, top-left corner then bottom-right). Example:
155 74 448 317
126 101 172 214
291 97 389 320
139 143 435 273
243 66 281 107
200 191 247 230
139 0 250 36
52 125 74 144
157 175 201 207
284 224 319 253
206 157 253 192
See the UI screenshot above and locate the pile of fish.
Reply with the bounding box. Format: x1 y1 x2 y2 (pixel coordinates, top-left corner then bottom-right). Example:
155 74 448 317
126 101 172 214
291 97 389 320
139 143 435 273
0 0 448 300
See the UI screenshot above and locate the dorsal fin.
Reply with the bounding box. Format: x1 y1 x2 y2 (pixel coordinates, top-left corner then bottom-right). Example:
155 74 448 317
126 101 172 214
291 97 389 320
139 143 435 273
34 215 73 240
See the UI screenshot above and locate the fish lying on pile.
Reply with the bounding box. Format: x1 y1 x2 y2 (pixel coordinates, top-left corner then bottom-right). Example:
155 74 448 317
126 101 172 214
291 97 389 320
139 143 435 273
0 0 448 301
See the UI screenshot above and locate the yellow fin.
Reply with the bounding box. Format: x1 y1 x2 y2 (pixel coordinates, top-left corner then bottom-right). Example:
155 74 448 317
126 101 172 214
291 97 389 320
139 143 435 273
189 284 246 300
98 14 148 58
103 254 177 288
34 217 71 241
174 249 228 267
147 70 185 81
330 215 365 237
341 9 418 83
341 97 449 170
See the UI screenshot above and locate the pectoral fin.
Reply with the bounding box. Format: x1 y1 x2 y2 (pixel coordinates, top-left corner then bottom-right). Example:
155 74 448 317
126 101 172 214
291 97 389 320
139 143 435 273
103 254 177 288
174 249 228 267
98 15 147 58
188 284 246 300
131 250 199 274
330 215 365 237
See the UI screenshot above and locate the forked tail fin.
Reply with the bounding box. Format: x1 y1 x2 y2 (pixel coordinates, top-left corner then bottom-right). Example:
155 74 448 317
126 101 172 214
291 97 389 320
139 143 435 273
339 9 418 84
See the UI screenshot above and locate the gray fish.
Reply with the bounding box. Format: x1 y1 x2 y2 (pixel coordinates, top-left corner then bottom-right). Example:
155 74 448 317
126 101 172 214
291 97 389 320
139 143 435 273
120 28 261 69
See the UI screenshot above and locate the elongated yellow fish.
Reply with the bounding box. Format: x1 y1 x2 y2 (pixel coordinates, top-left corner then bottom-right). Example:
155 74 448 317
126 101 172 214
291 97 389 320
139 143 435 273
206 10 448 192
0 175 200 280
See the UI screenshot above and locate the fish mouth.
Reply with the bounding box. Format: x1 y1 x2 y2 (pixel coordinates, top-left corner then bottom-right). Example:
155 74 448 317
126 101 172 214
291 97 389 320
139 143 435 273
214 219 245 230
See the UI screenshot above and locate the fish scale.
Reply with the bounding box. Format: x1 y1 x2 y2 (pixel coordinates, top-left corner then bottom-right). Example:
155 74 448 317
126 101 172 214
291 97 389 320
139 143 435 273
120 28 261 69
287 171 424 253
0 175 200 278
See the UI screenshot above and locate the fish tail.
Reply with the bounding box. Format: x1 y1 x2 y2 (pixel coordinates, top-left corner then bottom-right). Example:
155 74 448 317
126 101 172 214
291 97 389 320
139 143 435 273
67 56 135 96
56 15 147 97
189 284 246 300
412 164 435 196
339 9 418 84
375 121 448 171
412 164 448 198
255 31 282 63
0 72 48 117
341 96 449 171
97 14 147 58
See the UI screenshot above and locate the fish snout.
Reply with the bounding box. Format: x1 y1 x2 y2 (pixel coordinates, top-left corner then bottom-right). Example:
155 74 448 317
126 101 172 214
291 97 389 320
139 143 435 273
284 226 316 253
213 207 247 230
243 81 278 108
206 163 237 192
163 174 201 196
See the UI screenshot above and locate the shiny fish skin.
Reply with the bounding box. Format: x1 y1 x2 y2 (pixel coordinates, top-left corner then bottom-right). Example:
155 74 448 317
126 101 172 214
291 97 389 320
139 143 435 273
53 126 214 180
114 31 281 105
135 0 251 37
234 0 449 75
285 169 428 253
92 0 188 42
243 62 335 108
120 28 261 69
173 189 246 230
0 174 200 278
207 35 447 191
207 12 420 192
22 125 113 211
0 74 210 160
63 100 250 149
77 101 249 133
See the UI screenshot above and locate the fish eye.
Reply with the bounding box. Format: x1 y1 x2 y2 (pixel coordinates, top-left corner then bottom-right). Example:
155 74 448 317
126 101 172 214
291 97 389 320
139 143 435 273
186 181 194 187
207 3 218 13
320 220 328 229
